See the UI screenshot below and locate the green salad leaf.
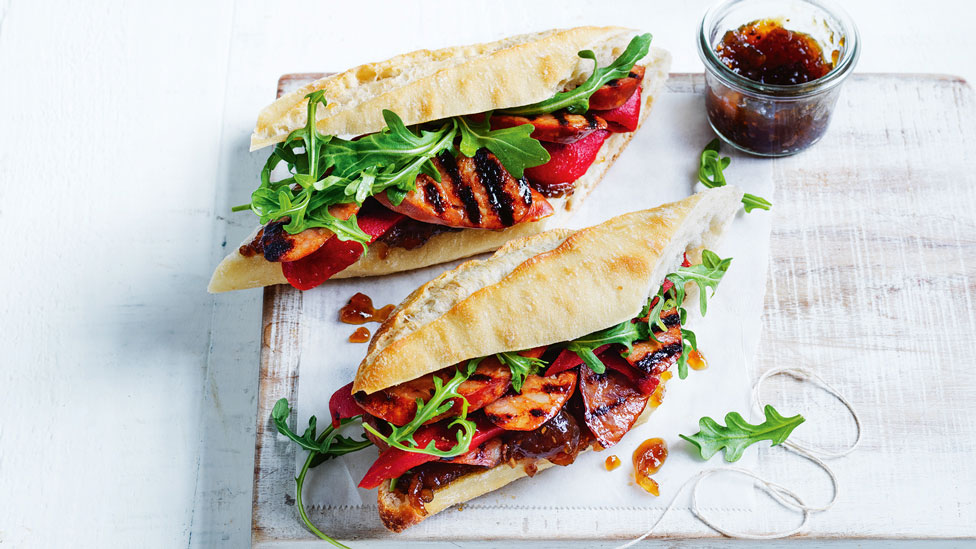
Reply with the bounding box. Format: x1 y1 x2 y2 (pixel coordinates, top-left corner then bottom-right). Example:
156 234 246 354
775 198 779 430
565 320 649 374
248 100 456 246
742 193 773 213
271 398 372 547
698 138 730 188
566 250 732 377
325 111 458 206
677 327 699 380
271 398 371 458
497 351 548 392
643 250 732 379
645 250 731 328
248 91 371 245
669 249 732 318
680 404 805 462
362 359 481 458
698 138 772 213
239 93 551 247
457 114 550 178
504 33 652 116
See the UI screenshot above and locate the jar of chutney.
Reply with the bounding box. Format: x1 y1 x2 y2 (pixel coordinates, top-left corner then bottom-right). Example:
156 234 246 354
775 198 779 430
698 0 860 156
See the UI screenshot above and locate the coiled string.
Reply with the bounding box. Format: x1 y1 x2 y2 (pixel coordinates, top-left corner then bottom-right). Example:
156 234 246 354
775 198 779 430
616 367 862 547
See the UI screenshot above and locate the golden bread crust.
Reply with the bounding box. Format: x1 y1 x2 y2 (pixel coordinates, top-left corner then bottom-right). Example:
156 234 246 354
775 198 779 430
207 48 670 294
353 186 743 394
250 27 662 149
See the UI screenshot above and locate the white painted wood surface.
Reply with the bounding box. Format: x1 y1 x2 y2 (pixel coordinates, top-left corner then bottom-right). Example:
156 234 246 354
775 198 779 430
2 1 976 547
755 72 976 537
250 73 976 546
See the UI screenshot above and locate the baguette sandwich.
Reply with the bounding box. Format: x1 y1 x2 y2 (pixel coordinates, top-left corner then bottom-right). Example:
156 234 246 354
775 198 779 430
209 27 671 293
319 186 743 532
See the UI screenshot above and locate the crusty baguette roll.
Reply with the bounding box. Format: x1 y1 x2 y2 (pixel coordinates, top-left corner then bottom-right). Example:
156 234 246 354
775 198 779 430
207 28 671 293
353 185 744 394
365 186 742 531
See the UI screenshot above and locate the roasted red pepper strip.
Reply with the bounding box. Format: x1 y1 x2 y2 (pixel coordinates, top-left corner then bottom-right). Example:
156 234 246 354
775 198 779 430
281 202 404 290
524 129 609 186
603 348 664 396
548 346 642 381
636 373 661 396
661 278 674 295
593 85 642 133
599 351 641 383
588 65 644 110
521 346 548 359
328 381 363 428
358 417 504 489
545 345 610 377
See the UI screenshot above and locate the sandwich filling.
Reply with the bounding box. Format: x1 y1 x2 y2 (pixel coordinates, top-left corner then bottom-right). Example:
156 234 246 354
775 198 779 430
328 250 732 524
235 35 654 290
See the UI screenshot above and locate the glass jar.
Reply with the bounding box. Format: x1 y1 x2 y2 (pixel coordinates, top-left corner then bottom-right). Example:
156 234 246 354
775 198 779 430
698 0 860 156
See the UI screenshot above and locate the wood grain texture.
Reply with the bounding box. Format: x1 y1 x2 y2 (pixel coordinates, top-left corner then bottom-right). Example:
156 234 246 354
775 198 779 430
252 285 304 545
250 74 976 544
751 73 976 537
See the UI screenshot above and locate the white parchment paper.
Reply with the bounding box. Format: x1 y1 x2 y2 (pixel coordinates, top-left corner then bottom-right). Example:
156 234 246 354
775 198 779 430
291 83 775 538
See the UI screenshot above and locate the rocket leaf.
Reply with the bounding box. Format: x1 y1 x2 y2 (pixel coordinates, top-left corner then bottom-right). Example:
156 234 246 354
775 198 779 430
456 114 550 178
504 33 652 115
697 138 771 213
362 359 481 458
565 320 649 374
497 352 548 393
680 405 805 462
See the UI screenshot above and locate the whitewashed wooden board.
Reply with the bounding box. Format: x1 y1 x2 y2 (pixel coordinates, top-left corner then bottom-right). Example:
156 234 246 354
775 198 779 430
250 73 976 546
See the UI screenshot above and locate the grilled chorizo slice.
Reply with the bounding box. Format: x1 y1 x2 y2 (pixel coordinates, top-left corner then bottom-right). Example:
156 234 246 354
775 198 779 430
257 202 360 262
588 64 646 111
483 370 578 431
442 437 503 467
625 308 683 376
492 112 608 144
354 358 512 426
578 366 649 448
377 150 552 229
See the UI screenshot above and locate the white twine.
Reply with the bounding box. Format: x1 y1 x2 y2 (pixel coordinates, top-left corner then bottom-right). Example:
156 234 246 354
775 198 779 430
616 367 862 547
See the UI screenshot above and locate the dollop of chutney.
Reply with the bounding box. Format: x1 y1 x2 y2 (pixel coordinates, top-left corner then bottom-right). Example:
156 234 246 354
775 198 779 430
716 19 834 85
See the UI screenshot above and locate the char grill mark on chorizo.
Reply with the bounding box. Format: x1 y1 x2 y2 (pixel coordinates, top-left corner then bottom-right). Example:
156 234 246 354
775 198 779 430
377 150 548 229
423 181 446 215
261 221 294 262
492 112 608 144
439 151 481 225
628 309 683 376
634 343 683 373
655 308 682 329
578 367 649 448
258 202 360 262
472 148 516 227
